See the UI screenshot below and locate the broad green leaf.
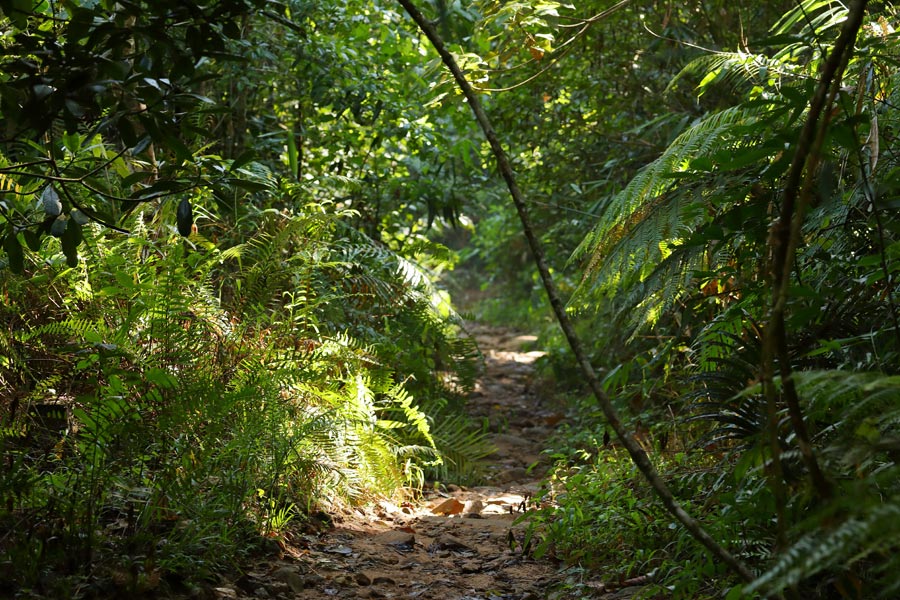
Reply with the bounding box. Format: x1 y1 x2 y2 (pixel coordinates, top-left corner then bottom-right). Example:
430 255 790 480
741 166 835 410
61 219 82 267
176 198 193 237
22 229 42 251
3 232 24 273
41 186 62 217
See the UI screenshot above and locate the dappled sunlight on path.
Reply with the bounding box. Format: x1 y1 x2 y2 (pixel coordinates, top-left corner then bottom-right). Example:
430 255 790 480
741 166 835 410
213 324 565 600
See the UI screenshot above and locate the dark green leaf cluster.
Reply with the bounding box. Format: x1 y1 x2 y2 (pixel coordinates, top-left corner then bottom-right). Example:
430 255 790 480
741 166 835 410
475 0 900 597
0 0 266 268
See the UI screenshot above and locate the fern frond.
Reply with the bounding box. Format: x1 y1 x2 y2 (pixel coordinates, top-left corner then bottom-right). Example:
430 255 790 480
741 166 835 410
15 317 108 344
574 104 763 277
625 248 703 331
748 496 900 598
428 412 495 485
794 370 900 463
771 0 849 40
668 51 801 96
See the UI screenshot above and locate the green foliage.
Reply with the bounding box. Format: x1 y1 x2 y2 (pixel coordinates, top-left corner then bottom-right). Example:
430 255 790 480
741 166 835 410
748 498 900 598
0 177 480 593
0 0 487 594
427 411 495 485
524 446 672 575
494 0 900 597
524 436 748 599
744 371 900 597
0 0 272 266
6 0 900 597
571 104 774 332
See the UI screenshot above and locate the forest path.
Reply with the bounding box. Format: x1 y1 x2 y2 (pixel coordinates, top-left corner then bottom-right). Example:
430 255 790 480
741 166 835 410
217 323 566 600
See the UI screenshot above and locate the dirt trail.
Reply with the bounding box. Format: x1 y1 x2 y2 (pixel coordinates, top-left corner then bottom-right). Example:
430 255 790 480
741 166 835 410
216 324 565 600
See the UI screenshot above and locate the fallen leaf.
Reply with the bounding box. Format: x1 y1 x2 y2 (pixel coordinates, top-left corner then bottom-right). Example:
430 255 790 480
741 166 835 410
461 560 482 573
430 497 465 515
543 413 565 426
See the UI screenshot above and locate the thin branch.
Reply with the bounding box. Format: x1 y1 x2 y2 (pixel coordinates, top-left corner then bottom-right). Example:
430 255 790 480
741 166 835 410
397 0 754 584
641 22 720 54
81 180 200 204
847 63 900 349
0 171 85 183
0 158 52 173
261 10 307 37
475 0 631 92
557 0 633 28
49 165 131 234
764 0 869 503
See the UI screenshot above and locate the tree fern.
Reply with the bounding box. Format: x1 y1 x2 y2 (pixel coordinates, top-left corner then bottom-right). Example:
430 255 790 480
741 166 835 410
572 105 769 323
571 0 861 336
668 52 802 97
613 235 713 332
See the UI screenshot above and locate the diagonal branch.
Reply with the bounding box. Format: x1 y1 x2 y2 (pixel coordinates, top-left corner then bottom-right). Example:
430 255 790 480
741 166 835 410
763 0 869 503
397 0 754 583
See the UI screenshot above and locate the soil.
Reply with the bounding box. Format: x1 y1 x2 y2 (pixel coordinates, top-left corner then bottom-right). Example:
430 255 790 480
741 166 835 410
211 323 568 600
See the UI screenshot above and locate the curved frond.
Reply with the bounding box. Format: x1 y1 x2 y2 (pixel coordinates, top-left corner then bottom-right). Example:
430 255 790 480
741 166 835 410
748 497 900 598
574 104 764 281
668 51 801 96
571 104 775 335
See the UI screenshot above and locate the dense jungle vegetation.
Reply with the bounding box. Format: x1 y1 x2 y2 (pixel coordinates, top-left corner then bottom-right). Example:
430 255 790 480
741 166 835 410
1 0 899 597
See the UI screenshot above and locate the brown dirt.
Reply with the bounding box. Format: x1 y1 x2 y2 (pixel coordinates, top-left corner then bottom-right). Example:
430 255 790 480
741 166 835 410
212 323 567 600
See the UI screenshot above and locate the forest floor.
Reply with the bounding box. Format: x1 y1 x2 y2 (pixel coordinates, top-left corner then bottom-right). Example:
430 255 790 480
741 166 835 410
210 323 571 600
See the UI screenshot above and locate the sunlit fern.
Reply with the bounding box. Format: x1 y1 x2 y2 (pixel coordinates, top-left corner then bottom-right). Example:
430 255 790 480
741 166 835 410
667 51 802 97
570 104 772 332
571 0 862 335
427 411 496 485
770 0 850 63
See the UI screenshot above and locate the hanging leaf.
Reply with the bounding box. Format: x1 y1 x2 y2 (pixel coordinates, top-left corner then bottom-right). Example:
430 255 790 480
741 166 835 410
176 198 194 237
3 232 24 274
226 177 270 193
50 216 68 237
41 186 62 217
2 0 31 30
230 149 257 172
286 127 299 180
70 209 90 225
61 220 83 267
22 229 42 252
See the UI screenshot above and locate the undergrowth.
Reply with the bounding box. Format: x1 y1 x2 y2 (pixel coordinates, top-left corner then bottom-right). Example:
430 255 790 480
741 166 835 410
0 192 486 595
511 3 900 598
